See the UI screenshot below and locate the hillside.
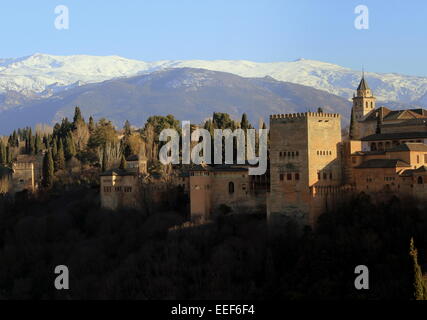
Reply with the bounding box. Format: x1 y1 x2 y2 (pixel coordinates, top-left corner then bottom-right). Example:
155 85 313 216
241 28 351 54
0 68 351 134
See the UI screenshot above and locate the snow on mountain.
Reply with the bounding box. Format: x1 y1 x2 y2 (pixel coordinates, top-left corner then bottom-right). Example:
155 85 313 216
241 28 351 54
1 53 427 104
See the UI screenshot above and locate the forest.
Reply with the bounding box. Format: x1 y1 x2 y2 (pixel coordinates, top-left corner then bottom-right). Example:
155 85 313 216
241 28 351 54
0 186 426 299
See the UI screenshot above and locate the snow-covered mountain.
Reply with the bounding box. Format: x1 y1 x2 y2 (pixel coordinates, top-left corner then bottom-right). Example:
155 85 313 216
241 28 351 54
0 68 351 135
1 53 427 105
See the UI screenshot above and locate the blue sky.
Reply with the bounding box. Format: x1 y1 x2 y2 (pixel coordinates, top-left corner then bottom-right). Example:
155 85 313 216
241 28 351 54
1 0 426 76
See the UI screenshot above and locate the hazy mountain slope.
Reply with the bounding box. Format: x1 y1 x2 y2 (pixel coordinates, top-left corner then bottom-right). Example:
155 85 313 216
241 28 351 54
0 68 351 134
1 54 427 105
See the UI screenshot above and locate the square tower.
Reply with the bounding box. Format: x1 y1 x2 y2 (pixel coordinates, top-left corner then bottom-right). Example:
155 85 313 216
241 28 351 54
268 112 342 226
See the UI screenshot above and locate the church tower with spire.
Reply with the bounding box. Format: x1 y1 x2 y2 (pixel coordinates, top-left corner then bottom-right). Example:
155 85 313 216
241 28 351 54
352 74 376 121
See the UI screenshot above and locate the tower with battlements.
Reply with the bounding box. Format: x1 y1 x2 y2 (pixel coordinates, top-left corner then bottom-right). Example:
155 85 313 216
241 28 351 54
268 112 342 225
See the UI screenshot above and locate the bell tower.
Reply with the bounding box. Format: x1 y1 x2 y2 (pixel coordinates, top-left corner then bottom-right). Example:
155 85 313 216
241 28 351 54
352 74 376 121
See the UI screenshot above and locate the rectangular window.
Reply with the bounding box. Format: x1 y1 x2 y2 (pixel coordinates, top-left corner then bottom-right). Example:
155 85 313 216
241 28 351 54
280 174 284 181
295 173 300 181
287 174 292 181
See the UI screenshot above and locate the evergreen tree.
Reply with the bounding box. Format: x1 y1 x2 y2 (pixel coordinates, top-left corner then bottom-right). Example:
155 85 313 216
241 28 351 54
0 141 6 165
54 139 66 171
88 116 95 134
28 128 35 154
64 133 76 160
409 238 426 300
241 113 249 130
52 138 58 160
124 120 132 137
35 134 43 154
122 120 133 158
119 154 127 170
42 149 54 188
73 106 85 127
5 146 11 164
102 146 108 172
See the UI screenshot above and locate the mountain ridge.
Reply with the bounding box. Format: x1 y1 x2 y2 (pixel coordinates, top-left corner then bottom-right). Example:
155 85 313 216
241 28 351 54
0 68 352 134
1 53 427 106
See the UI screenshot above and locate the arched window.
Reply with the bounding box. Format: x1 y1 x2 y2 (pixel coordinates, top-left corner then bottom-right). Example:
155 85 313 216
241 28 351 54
417 177 423 185
229 182 235 194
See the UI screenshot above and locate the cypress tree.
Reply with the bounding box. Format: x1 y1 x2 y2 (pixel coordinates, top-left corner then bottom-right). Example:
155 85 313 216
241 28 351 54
35 134 43 154
119 154 127 170
88 116 95 134
122 120 133 158
241 113 249 130
64 133 76 160
73 106 84 127
28 128 35 155
54 139 65 171
42 149 55 188
410 238 426 300
12 131 18 147
0 141 6 165
6 146 11 164
102 146 108 172
124 120 132 137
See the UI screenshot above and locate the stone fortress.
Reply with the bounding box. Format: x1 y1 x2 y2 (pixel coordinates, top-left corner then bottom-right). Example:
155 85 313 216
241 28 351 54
189 75 427 225
3 76 427 226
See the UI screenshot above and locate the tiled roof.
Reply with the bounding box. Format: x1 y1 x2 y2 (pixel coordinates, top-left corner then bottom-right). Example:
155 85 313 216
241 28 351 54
387 143 427 152
352 150 386 156
356 159 411 169
362 132 427 141
362 107 427 122
100 169 136 177
400 166 427 177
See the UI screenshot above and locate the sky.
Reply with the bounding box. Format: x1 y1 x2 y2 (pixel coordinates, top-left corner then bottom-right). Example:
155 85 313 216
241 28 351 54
0 0 426 76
